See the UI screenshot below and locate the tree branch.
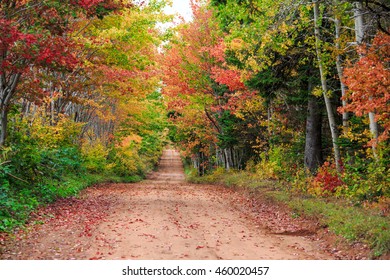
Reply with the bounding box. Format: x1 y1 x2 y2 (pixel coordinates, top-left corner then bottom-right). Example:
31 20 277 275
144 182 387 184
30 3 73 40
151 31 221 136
204 108 222 134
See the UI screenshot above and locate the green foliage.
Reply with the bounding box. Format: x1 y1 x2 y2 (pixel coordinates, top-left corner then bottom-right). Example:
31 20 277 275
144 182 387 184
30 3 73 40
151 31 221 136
289 142 389 202
216 111 240 148
249 143 304 181
81 139 110 173
342 155 390 202
0 108 166 232
41 147 84 177
290 155 389 203
0 137 86 231
110 144 144 177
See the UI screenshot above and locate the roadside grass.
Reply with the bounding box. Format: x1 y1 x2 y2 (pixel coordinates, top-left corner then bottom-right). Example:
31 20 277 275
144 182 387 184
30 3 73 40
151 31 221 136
185 167 390 259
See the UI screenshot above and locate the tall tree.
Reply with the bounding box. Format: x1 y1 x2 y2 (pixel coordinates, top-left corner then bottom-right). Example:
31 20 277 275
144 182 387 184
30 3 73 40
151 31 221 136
353 1 379 157
313 0 342 171
161 2 257 172
341 31 390 145
0 0 116 145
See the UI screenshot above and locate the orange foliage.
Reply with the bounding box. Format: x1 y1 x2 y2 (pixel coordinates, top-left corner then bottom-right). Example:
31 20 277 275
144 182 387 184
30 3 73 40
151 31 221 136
341 32 390 143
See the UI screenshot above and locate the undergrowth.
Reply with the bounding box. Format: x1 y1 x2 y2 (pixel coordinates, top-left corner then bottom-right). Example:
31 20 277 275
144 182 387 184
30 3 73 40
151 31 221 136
0 110 164 233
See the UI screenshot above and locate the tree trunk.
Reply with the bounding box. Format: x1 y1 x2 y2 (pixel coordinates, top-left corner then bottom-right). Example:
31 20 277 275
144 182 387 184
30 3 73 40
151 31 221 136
354 1 378 158
313 0 341 172
0 106 9 146
229 148 233 169
224 148 230 170
0 73 21 146
304 95 323 173
354 2 364 43
368 105 379 154
335 17 348 130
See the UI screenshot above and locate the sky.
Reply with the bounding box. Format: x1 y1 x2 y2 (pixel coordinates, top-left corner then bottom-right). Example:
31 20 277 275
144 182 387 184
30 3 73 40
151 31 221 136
163 0 193 22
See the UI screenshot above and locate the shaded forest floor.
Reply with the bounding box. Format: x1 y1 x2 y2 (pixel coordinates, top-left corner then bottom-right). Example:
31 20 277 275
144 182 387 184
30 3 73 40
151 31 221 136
0 150 379 260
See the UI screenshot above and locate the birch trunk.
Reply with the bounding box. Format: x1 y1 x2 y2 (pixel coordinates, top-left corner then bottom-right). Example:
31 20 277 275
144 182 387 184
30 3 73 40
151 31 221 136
313 0 341 172
224 148 230 170
335 17 348 130
354 1 378 157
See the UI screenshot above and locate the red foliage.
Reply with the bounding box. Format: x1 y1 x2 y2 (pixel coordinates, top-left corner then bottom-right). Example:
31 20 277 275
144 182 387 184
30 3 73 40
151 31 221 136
313 162 344 193
208 39 246 92
0 19 39 73
340 32 390 143
0 15 81 76
160 3 249 109
72 0 104 9
211 66 246 91
36 37 78 70
205 38 225 63
98 65 137 83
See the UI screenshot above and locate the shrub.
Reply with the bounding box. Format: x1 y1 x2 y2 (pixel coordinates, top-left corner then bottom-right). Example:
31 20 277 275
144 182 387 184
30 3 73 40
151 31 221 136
310 161 346 196
111 145 144 177
253 152 278 180
342 157 389 202
81 140 110 173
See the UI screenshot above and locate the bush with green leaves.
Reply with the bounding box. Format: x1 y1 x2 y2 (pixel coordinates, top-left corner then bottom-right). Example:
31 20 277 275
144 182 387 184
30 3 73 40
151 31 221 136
342 155 389 202
81 140 110 173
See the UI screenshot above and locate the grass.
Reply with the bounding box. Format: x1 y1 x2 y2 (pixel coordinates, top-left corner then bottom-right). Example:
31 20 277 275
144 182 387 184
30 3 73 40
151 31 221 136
186 166 390 259
288 197 390 258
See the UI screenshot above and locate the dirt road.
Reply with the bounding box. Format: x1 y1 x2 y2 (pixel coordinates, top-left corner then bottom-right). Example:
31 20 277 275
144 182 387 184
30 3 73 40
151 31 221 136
0 149 333 260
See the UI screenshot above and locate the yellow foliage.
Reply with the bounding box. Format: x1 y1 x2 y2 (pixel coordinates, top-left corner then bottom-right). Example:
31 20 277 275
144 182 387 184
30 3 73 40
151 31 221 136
229 38 244 51
249 153 277 180
113 145 144 176
23 110 83 149
120 134 143 147
247 57 260 71
312 86 323 97
291 169 312 193
81 139 109 172
279 22 289 34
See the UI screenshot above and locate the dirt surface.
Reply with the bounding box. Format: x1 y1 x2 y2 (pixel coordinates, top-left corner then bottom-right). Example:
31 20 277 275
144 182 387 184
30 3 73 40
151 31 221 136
1 149 336 260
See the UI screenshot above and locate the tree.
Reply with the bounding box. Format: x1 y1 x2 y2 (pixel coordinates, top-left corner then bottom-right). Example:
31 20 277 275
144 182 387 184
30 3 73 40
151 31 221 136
341 32 390 145
161 2 220 172
0 0 112 146
312 0 342 172
210 0 329 172
161 1 261 172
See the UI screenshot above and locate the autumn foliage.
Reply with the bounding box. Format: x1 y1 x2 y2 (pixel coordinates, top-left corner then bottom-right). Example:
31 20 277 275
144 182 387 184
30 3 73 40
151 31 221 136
0 0 388 244
341 32 390 144
162 0 389 204
0 1 170 232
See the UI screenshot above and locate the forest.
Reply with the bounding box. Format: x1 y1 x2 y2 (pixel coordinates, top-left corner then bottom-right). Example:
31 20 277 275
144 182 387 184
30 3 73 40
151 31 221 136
0 0 389 258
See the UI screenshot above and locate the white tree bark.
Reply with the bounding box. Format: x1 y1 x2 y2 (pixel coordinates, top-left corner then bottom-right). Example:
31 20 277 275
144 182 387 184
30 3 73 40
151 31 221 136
354 1 379 157
313 0 341 172
335 17 348 130
354 2 365 44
